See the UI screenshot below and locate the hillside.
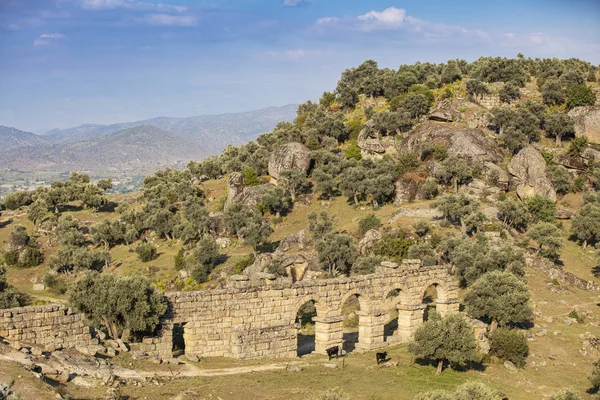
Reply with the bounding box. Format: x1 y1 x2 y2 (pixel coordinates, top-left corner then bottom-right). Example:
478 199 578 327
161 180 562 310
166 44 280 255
0 125 47 151
0 56 599 400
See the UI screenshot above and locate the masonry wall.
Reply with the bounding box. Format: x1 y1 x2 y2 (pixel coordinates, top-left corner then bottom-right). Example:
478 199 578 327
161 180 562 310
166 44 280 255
0 264 459 360
0 304 94 350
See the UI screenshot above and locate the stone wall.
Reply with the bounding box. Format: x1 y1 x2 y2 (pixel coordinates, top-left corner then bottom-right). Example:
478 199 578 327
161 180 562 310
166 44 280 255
0 304 94 351
0 262 459 360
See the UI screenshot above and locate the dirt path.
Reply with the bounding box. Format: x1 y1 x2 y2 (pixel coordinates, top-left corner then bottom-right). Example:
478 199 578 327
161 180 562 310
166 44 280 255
117 360 300 379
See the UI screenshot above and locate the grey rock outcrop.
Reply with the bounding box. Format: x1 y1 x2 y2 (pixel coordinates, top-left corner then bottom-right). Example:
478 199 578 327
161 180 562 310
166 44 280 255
394 174 427 205
508 146 556 202
358 229 382 256
267 142 311 182
568 106 600 144
404 123 503 165
225 172 273 208
357 121 386 158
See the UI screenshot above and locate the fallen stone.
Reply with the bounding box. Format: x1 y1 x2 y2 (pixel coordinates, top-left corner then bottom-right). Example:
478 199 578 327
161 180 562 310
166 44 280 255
30 347 43 356
186 354 199 363
322 363 337 369
32 283 45 291
116 339 129 353
286 364 303 372
504 360 518 371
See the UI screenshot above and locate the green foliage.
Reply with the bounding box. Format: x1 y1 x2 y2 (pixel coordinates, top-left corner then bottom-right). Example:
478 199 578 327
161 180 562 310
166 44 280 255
413 220 431 237
446 237 525 287
312 388 350 400
528 222 563 260
260 186 292 217
432 193 480 233
316 232 357 276
345 115 363 141
243 166 262 187
566 84 596 109
440 61 462 84
488 328 529 367
3 191 33 210
571 200 600 247
415 381 505 400
499 81 521 103
498 198 529 231
190 238 220 283
545 110 574 146
232 254 255 275
373 228 414 264
466 79 490 98
407 243 436 266
308 211 335 239
136 241 157 262
319 91 336 108
351 255 382 275
43 273 68 295
568 137 589 157
0 266 22 309
224 203 273 250
344 140 362 161
546 164 571 194
278 169 311 202
463 270 533 327
27 198 48 226
433 156 473 193
547 389 581 400
357 214 381 237
408 312 480 373
590 359 600 390
69 272 167 340
50 245 109 273
526 195 556 223
3 225 43 268
174 248 187 271
423 178 439 199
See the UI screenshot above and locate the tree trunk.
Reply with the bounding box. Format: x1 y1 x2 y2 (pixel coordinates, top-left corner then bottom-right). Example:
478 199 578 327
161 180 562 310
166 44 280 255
353 193 359 207
436 360 444 374
276 211 281 219
583 240 587 249
556 134 562 147
121 326 131 342
453 177 458 193
490 319 498 332
290 190 296 202
460 218 467 234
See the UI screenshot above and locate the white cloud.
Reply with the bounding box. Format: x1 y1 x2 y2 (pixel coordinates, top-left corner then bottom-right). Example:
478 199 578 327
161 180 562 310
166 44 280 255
267 48 324 60
140 13 196 26
80 0 187 12
283 0 309 6
357 7 406 31
316 16 337 25
33 32 67 46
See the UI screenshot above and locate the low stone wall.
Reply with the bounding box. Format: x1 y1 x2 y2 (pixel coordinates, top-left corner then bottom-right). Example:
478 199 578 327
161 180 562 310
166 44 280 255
0 304 94 350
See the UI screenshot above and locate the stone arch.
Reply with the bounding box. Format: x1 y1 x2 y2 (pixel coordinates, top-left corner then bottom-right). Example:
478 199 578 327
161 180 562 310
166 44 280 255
417 278 457 318
380 286 410 343
339 289 370 313
291 294 323 324
294 295 322 357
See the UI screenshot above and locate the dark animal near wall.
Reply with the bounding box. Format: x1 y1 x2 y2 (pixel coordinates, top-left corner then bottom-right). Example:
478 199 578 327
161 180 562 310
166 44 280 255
376 352 388 364
326 346 339 360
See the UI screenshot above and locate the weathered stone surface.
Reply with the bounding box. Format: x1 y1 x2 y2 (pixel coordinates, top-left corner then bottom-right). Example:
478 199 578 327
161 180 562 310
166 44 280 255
394 173 427 205
357 121 386 159
358 229 382 256
504 360 518 371
32 283 45 291
483 162 510 189
568 106 600 144
388 208 443 223
508 146 557 202
225 172 273 208
556 208 574 220
526 256 598 292
404 123 503 165
268 142 311 182
215 237 232 249
583 147 600 162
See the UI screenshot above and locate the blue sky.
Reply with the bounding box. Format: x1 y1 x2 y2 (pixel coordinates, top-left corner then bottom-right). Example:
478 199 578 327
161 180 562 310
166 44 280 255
1 0 599 133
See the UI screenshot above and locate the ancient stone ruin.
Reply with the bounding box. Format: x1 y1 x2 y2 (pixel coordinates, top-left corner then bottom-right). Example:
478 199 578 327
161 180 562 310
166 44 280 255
0 261 458 360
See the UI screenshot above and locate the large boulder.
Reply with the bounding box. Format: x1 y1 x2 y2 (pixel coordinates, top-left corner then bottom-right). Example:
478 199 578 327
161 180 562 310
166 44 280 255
568 106 600 144
225 172 273 208
394 173 427 205
357 121 386 159
267 142 311 182
508 146 557 202
358 229 382 256
403 123 503 165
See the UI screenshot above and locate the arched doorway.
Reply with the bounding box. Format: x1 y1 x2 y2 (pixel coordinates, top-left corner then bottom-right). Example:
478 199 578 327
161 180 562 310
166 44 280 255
341 294 361 353
296 300 317 357
422 284 438 321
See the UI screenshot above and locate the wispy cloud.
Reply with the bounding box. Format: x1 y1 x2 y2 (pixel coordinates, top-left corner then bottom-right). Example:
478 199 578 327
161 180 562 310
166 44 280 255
283 0 310 6
33 32 67 46
315 7 490 43
267 48 324 60
80 0 187 12
139 13 196 26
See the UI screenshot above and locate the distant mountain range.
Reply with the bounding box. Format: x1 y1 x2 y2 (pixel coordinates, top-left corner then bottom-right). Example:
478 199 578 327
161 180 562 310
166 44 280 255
0 105 297 176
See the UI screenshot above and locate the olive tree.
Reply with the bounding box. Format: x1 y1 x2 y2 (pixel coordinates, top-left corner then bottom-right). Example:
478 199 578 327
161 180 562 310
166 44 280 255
69 272 167 340
408 312 480 374
463 270 533 331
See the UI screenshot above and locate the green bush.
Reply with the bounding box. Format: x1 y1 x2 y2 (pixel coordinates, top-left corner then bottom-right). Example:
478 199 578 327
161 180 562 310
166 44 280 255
135 241 157 262
232 254 255 275
43 273 68 295
488 328 529 367
358 214 381 237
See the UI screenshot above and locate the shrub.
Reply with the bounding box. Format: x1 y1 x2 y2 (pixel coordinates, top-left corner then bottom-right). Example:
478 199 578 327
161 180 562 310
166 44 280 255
547 389 581 400
43 273 68 295
358 214 381 237
232 254 255 275
488 328 529 367
135 241 157 262
566 84 596 109
351 255 382 275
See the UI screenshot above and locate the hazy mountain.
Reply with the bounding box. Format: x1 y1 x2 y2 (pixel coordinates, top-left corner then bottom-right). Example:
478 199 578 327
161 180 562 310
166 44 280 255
0 125 48 151
43 104 298 154
0 104 298 176
0 125 205 174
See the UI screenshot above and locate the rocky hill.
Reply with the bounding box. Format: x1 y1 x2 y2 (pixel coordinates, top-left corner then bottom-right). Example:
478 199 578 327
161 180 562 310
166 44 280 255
0 125 47 151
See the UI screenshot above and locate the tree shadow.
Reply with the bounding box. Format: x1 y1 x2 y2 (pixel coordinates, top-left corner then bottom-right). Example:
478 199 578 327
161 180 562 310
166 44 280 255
215 254 229 267
342 332 358 354
592 266 600 278
413 357 486 372
98 201 118 213
0 218 13 229
383 318 398 341
256 241 280 254
57 204 83 213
